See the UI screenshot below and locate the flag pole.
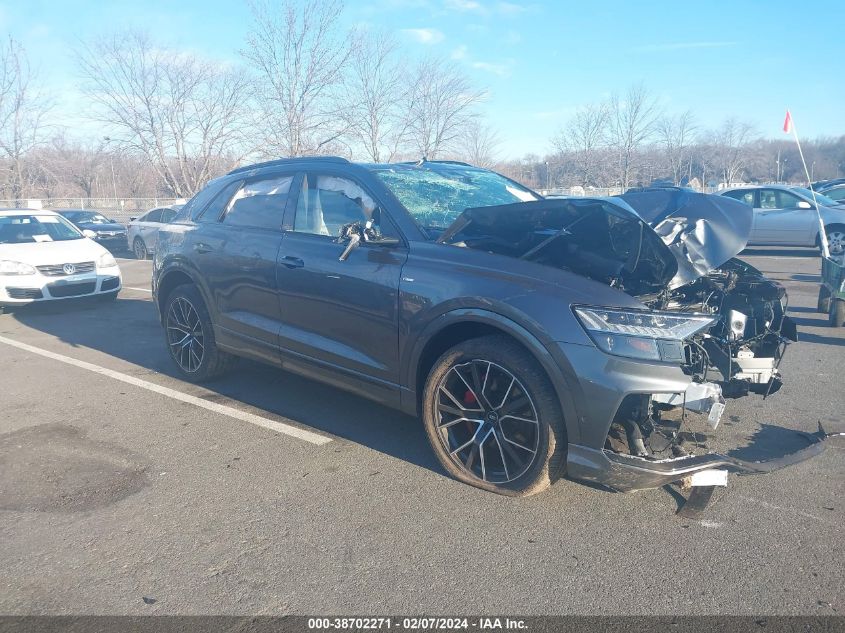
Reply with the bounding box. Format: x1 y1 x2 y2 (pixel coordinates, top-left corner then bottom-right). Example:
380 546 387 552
785 109 830 258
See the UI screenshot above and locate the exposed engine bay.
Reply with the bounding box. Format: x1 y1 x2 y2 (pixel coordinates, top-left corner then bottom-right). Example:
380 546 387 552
438 189 800 466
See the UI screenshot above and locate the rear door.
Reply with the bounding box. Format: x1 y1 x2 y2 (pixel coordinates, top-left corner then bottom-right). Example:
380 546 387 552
721 189 762 243
138 209 162 244
754 188 816 245
274 171 408 405
187 173 295 364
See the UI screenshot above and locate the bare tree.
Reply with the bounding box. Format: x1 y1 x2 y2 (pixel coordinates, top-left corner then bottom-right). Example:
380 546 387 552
47 135 109 199
656 111 697 185
0 37 50 201
76 30 251 197
402 56 485 159
708 118 757 185
552 102 609 187
609 83 661 189
454 118 501 168
342 30 408 162
242 0 351 157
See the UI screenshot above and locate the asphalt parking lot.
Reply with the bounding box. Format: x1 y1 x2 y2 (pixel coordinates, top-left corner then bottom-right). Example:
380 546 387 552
1 250 843 616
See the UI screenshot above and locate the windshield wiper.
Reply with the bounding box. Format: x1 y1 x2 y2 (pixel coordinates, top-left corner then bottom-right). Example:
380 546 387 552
519 209 596 261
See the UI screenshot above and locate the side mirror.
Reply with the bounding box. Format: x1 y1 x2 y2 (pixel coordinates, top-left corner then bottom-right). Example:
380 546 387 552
129 216 138 221
369 235 400 247
797 201 813 209
82 229 97 239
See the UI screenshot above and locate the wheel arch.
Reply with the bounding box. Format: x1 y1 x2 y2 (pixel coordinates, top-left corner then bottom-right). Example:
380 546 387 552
817 222 845 246
406 309 583 444
155 264 207 323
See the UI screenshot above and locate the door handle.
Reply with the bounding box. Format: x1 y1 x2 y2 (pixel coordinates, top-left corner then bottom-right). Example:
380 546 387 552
280 255 304 269
194 242 213 254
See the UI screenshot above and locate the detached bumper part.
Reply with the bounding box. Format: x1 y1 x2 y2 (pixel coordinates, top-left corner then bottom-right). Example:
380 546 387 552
652 381 725 428
567 423 836 516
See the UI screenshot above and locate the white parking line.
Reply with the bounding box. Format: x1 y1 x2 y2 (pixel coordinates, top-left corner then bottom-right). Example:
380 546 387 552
124 286 152 293
0 335 332 446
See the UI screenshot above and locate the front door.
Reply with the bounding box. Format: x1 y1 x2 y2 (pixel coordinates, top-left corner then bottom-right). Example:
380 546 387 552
754 188 817 245
275 172 408 405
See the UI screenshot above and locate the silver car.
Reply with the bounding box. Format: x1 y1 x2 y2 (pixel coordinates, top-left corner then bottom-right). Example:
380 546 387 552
719 185 845 255
127 206 182 259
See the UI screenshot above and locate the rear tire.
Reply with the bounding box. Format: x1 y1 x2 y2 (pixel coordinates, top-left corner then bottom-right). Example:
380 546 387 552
421 335 567 497
163 284 236 382
818 285 832 314
133 238 148 260
830 299 845 328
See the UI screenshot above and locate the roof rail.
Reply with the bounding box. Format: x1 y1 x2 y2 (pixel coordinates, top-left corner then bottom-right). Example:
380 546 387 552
395 159 474 167
227 156 350 176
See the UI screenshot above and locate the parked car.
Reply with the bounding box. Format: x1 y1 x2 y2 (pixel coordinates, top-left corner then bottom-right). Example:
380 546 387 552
127 205 182 259
811 178 845 192
719 184 845 255
56 209 128 253
151 158 829 514
816 183 845 203
0 209 121 310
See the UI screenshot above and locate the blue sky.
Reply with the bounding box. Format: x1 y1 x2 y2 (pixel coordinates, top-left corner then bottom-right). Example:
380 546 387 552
2 0 843 158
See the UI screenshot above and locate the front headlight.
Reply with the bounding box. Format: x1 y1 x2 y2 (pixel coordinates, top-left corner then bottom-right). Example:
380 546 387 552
0 260 37 276
573 306 715 362
97 252 117 268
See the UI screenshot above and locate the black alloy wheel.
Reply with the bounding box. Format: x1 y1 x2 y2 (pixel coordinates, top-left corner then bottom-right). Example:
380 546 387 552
163 285 235 381
422 335 567 496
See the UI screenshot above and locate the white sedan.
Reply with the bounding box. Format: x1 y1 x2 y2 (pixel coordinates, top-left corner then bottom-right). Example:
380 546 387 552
0 209 122 310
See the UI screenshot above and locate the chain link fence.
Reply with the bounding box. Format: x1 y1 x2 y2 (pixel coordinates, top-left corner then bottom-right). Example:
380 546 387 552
0 198 186 223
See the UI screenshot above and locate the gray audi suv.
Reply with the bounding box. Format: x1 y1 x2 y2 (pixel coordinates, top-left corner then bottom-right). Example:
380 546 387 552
153 158 830 515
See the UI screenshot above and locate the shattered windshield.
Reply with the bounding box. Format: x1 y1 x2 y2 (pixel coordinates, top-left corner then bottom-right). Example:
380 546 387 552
372 164 539 235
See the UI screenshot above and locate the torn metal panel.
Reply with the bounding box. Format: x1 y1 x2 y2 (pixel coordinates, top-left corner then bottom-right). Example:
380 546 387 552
617 188 753 289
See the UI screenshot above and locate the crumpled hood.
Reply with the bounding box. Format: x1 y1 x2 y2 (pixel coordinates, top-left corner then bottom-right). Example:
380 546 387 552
616 189 753 288
438 198 679 297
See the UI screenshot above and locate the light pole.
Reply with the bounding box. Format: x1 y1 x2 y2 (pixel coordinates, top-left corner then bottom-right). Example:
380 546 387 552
811 161 815 182
544 161 550 192
103 136 119 201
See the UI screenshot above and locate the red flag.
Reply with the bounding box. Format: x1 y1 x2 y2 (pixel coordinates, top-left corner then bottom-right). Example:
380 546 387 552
783 110 793 134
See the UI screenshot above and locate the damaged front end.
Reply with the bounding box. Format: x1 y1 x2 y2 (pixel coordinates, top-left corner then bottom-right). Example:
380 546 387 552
440 190 821 515
618 188 799 400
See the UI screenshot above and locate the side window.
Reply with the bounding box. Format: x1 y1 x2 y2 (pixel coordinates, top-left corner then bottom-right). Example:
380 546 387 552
196 180 243 223
223 175 293 230
182 178 227 220
724 190 754 206
759 190 778 209
144 209 163 223
160 209 178 223
826 188 845 202
294 174 381 237
775 191 802 208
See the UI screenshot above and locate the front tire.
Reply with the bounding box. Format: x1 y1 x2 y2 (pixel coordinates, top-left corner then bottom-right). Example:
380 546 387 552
133 237 148 260
422 335 567 496
821 225 845 257
163 284 236 381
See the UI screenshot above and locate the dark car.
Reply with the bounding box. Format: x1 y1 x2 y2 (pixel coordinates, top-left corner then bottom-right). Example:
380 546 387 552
56 209 128 252
816 183 845 203
152 158 829 514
